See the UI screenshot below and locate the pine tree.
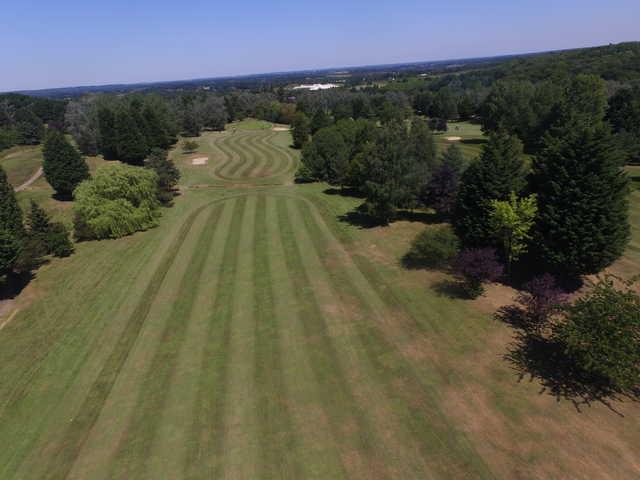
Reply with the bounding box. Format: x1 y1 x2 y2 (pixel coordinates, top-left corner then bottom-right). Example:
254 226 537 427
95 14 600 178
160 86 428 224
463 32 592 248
42 129 90 196
424 144 466 216
0 166 23 276
115 106 148 164
531 123 630 277
0 166 24 238
97 106 118 159
26 200 50 236
291 112 311 149
453 132 527 247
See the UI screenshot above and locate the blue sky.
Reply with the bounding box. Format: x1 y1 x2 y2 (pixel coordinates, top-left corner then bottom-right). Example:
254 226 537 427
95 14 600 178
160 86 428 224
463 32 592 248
1 0 638 92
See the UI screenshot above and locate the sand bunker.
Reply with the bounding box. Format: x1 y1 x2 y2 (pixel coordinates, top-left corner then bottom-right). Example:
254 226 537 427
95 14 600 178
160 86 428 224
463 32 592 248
191 157 208 165
445 136 462 141
272 126 290 132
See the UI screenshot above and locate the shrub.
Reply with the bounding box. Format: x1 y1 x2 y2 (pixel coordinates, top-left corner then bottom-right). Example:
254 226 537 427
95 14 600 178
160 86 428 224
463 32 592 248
47 223 74 257
182 140 199 153
403 226 460 269
515 274 568 330
554 275 640 391
73 164 161 240
453 247 504 298
294 163 315 183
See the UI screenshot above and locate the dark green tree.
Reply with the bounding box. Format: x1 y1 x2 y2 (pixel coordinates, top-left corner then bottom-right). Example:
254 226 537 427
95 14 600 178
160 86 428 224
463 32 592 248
14 108 44 145
0 166 25 238
145 148 180 204
42 129 90 196
311 110 332 134
291 112 311 149
530 124 629 277
97 106 119 159
453 132 527 246
0 228 20 278
115 106 148 164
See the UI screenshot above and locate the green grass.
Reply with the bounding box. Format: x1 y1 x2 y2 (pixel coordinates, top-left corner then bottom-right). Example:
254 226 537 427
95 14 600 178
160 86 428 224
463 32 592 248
0 146 42 188
227 118 274 131
433 121 486 161
0 126 639 479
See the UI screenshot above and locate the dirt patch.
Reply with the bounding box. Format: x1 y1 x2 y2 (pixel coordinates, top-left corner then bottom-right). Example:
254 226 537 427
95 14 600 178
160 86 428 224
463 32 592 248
191 157 208 165
272 126 290 132
445 136 462 141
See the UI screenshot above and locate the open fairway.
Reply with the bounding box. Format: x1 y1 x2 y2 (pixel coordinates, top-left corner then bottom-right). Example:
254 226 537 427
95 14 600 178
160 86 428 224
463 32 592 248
1 126 639 479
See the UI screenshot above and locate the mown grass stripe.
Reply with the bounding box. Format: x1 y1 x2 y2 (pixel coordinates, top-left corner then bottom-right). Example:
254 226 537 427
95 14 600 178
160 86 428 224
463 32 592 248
252 194 301 478
185 196 246 478
278 197 388 480
145 200 237 479
235 132 264 178
298 198 495 479
212 133 239 179
220 194 260 479
265 196 346 479
225 133 254 177
106 205 225 478
38 203 211 480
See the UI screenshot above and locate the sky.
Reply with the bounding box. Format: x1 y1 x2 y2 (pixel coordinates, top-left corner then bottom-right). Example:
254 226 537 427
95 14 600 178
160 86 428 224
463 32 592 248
1 0 639 92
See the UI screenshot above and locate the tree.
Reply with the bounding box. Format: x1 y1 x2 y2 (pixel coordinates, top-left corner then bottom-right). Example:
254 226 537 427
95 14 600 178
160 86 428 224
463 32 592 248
14 108 44 145
453 247 504 298
555 275 640 391
42 129 90 197
146 148 180 204
489 193 538 274
25 201 74 258
531 124 630 278
453 132 527 247
65 98 100 155
423 144 465 216
311 110 332 134
182 105 202 137
74 164 161 239
607 86 640 163
0 166 23 276
197 96 228 131
115 106 148 164
182 140 199 153
291 112 311 149
97 106 119 159
0 166 24 238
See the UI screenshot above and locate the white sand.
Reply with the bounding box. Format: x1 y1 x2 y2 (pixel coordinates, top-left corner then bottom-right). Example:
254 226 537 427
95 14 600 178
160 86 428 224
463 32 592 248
272 126 290 132
191 157 208 165
445 136 462 141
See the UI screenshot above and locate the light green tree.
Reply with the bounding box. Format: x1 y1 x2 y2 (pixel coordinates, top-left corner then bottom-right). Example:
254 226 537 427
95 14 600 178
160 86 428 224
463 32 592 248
489 192 538 274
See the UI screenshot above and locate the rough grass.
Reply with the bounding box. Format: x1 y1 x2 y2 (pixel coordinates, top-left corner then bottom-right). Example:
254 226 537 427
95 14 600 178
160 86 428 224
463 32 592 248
0 146 42 188
0 127 639 479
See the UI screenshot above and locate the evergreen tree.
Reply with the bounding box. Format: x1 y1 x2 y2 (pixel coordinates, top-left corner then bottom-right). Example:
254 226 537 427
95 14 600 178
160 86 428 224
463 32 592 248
42 129 90 196
146 148 180 204
26 200 50 237
531 123 630 277
14 108 44 145
115 106 148 164
0 228 20 277
97 106 118 159
311 110 332 134
291 112 311 149
453 132 527 247
0 166 24 238
424 144 466 216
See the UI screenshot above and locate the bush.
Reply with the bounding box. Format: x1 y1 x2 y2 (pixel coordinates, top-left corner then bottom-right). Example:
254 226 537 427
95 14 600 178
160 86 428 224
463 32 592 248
555 275 640 391
47 223 74 257
182 140 199 153
453 247 504 298
294 163 315 183
403 226 460 269
73 164 161 240
515 274 568 331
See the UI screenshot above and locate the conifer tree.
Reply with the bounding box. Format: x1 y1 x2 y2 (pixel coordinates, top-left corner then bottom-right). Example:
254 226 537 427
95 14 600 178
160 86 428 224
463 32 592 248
453 132 527 247
42 129 90 196
291 112 311 149
0 166 24 238
531 124 629 277
115 106 148 164
97 106 118 159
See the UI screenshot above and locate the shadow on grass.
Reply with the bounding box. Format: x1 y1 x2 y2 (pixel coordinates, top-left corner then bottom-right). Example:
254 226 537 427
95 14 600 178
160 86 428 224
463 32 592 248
339 205 444 230
432 279 470 299
460 138 486 146
0 271 35 302
51 192 74 202
323 187 366 198
496 307 639 414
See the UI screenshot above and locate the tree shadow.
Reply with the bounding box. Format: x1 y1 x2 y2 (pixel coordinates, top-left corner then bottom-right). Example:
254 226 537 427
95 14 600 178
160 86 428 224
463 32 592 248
0 271 35 302
323 187 366 199
338 205 444 230
432 279 470 299
495 306 639 414
338 207 386 229
51 192 74 202
460 138 486 146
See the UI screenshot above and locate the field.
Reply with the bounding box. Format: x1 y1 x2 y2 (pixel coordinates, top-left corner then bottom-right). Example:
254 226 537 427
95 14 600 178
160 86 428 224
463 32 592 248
433 121 486 160
0 124 639 479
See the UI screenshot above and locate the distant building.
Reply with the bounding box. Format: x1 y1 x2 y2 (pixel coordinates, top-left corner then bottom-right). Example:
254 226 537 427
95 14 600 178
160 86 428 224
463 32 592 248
292 83 340 91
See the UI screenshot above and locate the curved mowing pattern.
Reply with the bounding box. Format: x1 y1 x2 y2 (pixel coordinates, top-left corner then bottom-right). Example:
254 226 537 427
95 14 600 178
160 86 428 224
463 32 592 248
208 130 297 183
2 191 494 480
